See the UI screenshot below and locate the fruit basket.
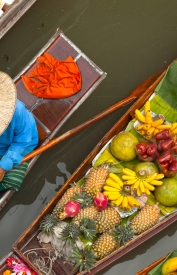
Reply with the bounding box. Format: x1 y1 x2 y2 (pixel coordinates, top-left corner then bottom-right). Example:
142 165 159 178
12 61 177 275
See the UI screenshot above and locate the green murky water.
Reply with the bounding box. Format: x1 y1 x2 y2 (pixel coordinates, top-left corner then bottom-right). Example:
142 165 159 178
0 1 177 274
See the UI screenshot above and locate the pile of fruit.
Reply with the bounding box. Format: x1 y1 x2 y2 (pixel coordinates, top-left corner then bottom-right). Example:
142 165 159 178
161 256 177 275
36 99 177 274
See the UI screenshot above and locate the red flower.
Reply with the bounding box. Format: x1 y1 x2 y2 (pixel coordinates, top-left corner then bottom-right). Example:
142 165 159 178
6 257 14 267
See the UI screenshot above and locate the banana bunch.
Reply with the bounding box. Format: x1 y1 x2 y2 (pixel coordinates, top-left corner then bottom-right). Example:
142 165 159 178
103 172 140 210
135 101 171 140
122 168 164 196
170 122 177 135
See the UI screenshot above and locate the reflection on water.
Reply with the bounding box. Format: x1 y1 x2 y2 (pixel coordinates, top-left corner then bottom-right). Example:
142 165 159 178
1 0 177 274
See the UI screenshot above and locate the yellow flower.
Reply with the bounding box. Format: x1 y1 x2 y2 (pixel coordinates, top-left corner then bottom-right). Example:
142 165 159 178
3 270 11 275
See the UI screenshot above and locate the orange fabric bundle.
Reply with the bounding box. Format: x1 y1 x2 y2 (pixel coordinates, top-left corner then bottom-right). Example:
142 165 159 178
21 53 82 99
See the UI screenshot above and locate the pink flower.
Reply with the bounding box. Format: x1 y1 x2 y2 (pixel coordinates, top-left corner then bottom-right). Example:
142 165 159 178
12 264 31 275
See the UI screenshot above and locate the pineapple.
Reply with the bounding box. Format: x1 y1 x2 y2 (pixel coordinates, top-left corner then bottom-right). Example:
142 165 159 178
71 192 93 208
92 224 134 259
39 214 58 235
111 224 134 246
72 205 98 224
60 223 81 246
95 207 121 233
69 246 97 273
92 231 117 259
79 217 97 241
130 204 160 235
52 185 81 216
82 164 109 197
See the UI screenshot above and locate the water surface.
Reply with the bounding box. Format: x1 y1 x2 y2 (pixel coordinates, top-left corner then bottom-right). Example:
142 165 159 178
0 1 177 274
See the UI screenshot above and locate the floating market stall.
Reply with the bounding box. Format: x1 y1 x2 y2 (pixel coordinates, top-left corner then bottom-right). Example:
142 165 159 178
11 60 177 275
0 28 107 210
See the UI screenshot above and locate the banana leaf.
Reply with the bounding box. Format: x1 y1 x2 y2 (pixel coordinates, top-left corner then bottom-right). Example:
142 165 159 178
151 60 177 122
155 61 177 110
148 249 177 275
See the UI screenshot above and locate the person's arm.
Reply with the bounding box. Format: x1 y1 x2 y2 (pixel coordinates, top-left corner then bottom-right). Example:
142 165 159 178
0 105 33 172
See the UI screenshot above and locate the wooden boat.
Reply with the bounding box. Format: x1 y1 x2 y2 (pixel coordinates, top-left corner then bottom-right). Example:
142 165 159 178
0 0 37 39
0 250 36 275
136 254 167 275
0 28 107 210
10 62 177 275
136 249 177 275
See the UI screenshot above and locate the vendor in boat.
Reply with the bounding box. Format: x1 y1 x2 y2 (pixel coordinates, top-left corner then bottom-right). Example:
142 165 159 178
0 72 38 192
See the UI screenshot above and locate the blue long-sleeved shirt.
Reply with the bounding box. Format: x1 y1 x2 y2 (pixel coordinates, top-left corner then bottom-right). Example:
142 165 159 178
0 99 39 171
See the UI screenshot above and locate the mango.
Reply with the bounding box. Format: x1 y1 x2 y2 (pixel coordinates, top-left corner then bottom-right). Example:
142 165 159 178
162 257 177 275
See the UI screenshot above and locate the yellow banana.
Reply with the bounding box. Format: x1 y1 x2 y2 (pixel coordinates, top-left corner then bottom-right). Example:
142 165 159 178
145 173 157 183
114 195 124 206
146 134 153 140
151 118 164 127
145 110 153 124
121 196 128 208
122 168 136 176
127 196 140 207
136 186 141 196
154 128 160 136
105 182 121 189
108 173 123 186
142 124 151 130
124 178 138 185
126 203 132 211
103 191 120 196
150 180 163 185
144 101 151 115
103 186 120 192
136 124 145 131
147 127 155 136
139 180 145 193
171 128 177 134
154 174 164 180
157 124 172 130
170 122 177 130
122 175 135 180
106 193 122 200
135 109 146 123
139 130 146 136
143 181 155 191
133 179 140 189
144 187 151 195
105 178 121 189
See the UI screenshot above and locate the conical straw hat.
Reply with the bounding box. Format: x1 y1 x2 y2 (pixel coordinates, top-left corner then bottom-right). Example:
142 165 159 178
0 72 17 135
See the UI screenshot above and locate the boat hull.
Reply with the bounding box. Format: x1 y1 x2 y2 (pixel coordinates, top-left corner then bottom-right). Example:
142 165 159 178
12 68 176 275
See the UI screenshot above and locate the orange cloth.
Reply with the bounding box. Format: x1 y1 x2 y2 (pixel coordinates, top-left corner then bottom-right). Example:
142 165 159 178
21 53 82 99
